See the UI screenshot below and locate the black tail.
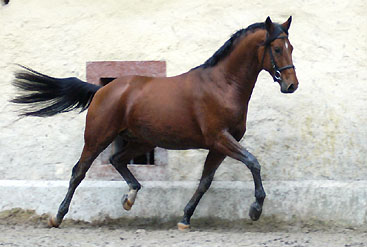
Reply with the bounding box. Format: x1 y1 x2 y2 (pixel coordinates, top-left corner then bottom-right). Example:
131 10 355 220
11 65 102 117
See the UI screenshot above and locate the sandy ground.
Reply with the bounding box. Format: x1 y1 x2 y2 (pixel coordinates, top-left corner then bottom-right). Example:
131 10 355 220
0 209 366 247
1 225 366 247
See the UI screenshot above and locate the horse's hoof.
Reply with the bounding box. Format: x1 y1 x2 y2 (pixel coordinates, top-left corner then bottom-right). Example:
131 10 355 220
249 202 262 221
122 194 133 211
177 222 190 231
48 216 60 228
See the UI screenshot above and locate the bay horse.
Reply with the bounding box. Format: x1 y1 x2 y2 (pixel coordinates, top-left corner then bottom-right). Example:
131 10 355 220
11 16 298 230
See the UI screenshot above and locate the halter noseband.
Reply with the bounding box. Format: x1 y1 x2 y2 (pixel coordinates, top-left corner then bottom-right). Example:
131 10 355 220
261 31 295 83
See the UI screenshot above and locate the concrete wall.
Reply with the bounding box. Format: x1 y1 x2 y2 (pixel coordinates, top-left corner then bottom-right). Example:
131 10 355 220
0 0 366 225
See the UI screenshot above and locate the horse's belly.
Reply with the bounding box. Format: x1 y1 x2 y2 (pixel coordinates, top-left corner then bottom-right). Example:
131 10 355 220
128 121 205 150
154 134 204 150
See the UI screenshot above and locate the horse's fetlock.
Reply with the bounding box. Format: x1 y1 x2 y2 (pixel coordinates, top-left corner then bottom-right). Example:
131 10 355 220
255 189 266 201
129 183 141 191
184 204 194 217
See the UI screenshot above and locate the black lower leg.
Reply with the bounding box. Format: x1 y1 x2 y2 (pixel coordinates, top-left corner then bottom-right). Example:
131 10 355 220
248 162 266 221
109 141 154 190
110 154 141 191
108 143 155 211
252 167 266 205
181 175 213 226
55 160 90 224
179 151 225 227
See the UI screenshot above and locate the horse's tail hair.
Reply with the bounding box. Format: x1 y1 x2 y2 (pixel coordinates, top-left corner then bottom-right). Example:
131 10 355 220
11 65 102 117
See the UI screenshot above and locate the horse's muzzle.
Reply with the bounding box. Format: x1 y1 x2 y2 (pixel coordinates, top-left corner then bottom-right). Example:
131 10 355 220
280 81 297 94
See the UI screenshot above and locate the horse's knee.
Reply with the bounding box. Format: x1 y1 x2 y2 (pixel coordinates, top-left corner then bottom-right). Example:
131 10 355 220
246 155 261 172
240 150 261 171
252 161 261 172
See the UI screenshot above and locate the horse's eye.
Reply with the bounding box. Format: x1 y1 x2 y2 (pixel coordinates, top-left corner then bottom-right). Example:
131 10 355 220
274 47 282 54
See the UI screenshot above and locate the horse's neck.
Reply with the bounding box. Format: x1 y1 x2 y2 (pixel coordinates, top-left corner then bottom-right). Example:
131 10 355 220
218 33 263 104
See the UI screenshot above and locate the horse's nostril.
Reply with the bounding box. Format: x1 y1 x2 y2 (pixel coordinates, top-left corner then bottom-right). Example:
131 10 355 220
287 84 295 92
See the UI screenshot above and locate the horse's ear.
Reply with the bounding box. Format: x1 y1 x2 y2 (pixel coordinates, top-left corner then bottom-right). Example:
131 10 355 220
265 16 274 34
281 16 292 32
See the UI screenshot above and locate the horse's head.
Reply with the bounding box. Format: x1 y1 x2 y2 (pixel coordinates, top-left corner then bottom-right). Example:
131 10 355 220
259 16 298 93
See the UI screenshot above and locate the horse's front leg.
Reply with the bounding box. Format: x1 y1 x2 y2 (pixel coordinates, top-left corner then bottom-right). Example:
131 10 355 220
213 131 266 221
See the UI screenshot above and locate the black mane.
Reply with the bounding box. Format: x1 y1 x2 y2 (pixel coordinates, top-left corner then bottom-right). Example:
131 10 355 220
192 22 266 70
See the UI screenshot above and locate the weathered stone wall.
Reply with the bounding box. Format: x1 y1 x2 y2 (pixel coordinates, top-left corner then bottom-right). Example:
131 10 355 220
1 0 366 183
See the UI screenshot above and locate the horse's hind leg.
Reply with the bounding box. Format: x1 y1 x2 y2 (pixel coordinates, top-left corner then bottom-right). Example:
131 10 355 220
47 136 116 228
48 117 120 227
109 141 155 211
48 145 102 228
178 151 225 230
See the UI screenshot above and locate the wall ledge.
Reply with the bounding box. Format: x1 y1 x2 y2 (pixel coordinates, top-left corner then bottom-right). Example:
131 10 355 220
0 180 366 226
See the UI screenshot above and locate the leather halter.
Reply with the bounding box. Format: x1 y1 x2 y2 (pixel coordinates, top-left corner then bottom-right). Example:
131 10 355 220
261 31 295 83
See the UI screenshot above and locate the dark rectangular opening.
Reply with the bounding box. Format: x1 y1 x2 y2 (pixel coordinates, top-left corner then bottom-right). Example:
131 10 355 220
100 77 116 86
114 137 154 165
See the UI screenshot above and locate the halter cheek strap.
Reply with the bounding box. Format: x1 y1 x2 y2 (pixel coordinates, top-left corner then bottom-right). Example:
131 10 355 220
261 34 295 83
